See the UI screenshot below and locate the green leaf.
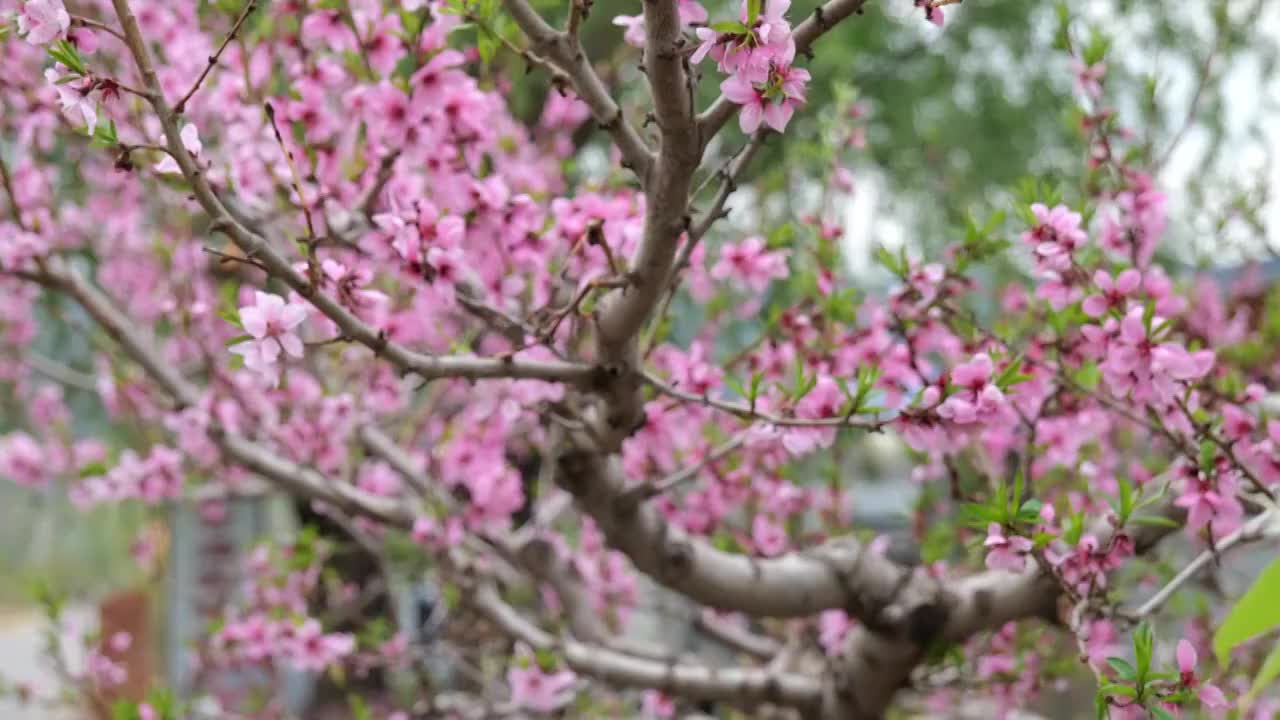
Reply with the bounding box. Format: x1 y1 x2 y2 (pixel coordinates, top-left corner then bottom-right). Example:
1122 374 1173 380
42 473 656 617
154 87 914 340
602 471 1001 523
1106 657 1137 681
535 647 558 671
1151 707 1176 720
748 371 764 403
1142 298 1156 333
224 333 252 347
218 305 242 327
50 39 88 75
1016 498 1043 524
1133 620 1154 680
1246 640 1280 703
875 246 903 277
1116 476 1134 523
1199 439 1216 474
1097 682 1136 698
1214 554 1280 665
1074 361 1101 390
477 31 497 65
723 375 748 400
1129 514 1180 528
709 20 748 33
346 694 372 720
960 502 1004 528
746 0 762 26
994 354 1027 390
79 462 109 478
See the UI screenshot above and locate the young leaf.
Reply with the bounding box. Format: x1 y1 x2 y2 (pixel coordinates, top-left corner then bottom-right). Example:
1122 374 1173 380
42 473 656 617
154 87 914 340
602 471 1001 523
1106 657 1137 681
1133 621 1153 680
710 20 748 33
1245 640 1280 703
1214 555 1280 665
1116 476 1133 523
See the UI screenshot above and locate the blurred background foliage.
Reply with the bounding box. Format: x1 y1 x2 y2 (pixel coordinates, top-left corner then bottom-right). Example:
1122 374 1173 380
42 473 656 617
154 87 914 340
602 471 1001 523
496 0 1278 273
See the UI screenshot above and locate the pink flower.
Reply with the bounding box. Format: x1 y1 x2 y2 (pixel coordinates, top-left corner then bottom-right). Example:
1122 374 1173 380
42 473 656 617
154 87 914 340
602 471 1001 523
1221 404 1256 442
1082 269 1140 318
710 235 789 292
913 0 944 26
1072 59 1106 97
937 353 1006 424
508 656 577 712
642 690 675 718
818 609 853 655
412 515 463 550
0 432 47 488
287 619 355 672
1177 638 1230 709
357 461 402 496
721 75 781 134
154 123 203 174
229 291 309 385
108 631 132 653
1052 534 1109 596
1082 620 1119 669
678 0 708 25
44 67 97 134
983 523 1033 572
612 14 646 47
18 0 70 45
1174 471 1244 538
751 514 788 556
1022 203 1088 272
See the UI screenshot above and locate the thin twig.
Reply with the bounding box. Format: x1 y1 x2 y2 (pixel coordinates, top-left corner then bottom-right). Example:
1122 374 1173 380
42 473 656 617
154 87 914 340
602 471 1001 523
1133 510 1275 618
622 432 747 503
1154 27 1220 171
23 352 99 391
173 0 257 115
641 371 889 429
70 15 127 42
262 101 318 242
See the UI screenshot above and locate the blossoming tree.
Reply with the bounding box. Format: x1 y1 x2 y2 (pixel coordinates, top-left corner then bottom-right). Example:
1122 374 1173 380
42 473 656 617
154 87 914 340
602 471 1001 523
3 0 1280 718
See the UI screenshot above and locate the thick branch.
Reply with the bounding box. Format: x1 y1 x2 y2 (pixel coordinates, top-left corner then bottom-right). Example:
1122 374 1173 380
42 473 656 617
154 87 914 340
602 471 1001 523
499 0 653 181
474 584 822 710
556 449 923 618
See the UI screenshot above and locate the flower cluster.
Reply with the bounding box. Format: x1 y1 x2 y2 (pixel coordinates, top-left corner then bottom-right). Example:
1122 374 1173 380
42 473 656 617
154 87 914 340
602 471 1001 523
692 0 811 133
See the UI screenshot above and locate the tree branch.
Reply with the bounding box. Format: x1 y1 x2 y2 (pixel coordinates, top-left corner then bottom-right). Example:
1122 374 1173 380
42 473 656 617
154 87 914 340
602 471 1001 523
473 583 823 710
1133 508 1275 618
499 0 653 181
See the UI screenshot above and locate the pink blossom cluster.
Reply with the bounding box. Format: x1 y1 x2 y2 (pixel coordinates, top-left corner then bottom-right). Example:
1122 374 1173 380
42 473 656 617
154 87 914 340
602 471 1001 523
687 0 811 133
208 544 355 674
72 445 184 506
211 615 356 673
507 644 578 712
